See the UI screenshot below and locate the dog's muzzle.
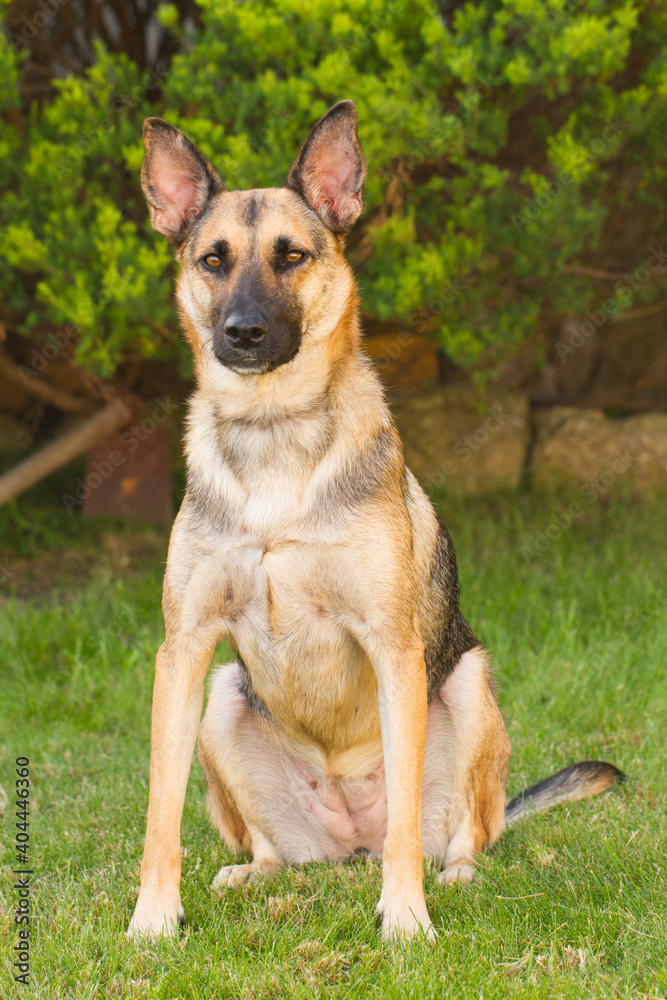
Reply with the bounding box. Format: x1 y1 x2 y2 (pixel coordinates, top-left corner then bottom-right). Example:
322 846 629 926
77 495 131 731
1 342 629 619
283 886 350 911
212 311 300 375
214 313 270 374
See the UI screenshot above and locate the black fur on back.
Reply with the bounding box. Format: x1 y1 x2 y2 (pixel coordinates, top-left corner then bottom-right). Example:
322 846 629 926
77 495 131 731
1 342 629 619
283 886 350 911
422 515 478 703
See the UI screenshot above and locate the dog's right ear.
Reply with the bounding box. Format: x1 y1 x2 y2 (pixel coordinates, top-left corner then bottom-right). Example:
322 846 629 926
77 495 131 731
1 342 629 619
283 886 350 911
141 118 223 244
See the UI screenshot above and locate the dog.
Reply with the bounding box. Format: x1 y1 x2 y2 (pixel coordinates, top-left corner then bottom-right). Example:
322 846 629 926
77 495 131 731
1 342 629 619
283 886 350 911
127 101 623 942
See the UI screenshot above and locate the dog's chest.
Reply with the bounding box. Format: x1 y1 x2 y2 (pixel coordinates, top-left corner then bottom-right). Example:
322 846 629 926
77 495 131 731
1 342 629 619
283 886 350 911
181 497 379 749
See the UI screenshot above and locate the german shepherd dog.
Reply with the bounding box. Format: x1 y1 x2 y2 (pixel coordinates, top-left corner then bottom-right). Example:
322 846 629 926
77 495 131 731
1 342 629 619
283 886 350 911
128 101 622 942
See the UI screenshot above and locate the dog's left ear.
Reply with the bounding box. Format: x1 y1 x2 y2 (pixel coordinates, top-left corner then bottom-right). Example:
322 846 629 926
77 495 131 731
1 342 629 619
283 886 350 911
141 118 223 244
287 101 366 233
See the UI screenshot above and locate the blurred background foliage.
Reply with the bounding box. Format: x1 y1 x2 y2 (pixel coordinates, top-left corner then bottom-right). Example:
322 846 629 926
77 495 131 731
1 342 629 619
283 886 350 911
1 0 666 382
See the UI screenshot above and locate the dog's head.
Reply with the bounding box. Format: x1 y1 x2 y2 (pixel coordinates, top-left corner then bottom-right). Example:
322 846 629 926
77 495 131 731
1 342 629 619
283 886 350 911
141 102 366 379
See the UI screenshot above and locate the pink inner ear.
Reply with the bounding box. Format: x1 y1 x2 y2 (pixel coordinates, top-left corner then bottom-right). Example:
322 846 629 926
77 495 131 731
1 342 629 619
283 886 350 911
146 134 209 239
153 171 202 236
308 147 361 226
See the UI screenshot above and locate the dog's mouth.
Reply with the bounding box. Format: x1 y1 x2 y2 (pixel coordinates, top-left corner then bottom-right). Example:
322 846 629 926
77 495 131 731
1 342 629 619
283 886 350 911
215 341 301 377
225 358 273 376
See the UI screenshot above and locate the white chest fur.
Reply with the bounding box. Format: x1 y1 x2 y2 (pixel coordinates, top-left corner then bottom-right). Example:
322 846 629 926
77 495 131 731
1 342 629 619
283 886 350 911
170 390 387 759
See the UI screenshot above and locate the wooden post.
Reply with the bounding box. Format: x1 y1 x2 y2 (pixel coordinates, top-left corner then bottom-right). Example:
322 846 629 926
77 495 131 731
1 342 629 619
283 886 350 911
0 397 135 507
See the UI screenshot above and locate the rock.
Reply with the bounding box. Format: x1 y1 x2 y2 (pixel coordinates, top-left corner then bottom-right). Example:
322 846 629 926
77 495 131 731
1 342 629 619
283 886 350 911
531 406 667 495
365 328 440 393
548 307 667 411
389 385 530 495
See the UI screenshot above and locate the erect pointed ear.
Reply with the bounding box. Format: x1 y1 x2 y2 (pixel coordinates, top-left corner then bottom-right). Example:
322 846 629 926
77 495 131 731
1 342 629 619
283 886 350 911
141 118 223 244
286 101 366 233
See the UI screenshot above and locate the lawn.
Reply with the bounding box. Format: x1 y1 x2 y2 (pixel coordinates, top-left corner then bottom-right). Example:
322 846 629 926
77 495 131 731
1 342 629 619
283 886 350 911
0 488 665 999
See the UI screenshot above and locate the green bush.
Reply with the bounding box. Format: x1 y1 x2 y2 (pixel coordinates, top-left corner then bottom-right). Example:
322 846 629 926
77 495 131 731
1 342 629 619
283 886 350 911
2 0 667 379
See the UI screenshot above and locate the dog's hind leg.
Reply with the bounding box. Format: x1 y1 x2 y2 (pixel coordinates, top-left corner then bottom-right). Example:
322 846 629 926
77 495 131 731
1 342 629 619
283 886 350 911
198 662 350 889
198 731 282 887
421 646 511 886
210 825 283 889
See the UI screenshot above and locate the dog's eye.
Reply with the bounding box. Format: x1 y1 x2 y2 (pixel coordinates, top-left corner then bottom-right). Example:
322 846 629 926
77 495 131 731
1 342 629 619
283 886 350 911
204 254 222 268
285 251 304 264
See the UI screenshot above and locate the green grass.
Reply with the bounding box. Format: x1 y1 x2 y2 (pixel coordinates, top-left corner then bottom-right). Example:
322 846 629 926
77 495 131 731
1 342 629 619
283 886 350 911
1 491 665 999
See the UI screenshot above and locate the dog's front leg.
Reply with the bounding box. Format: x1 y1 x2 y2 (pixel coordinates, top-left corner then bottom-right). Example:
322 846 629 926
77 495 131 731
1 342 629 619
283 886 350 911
128 635 214 938
373 638 433 943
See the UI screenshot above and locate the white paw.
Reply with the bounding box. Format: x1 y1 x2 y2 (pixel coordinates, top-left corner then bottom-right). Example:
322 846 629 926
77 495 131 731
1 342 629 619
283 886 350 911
211 861 277 890
127 894 184 940
376 894 435 943
438 859 475 886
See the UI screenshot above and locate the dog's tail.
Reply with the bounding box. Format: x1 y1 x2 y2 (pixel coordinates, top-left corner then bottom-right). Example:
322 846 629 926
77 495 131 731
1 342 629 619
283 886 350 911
504 760 625 828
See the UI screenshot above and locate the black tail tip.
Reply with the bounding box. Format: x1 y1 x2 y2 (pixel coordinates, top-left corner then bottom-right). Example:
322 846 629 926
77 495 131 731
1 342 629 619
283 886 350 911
579 760 626 785
608 762 627 784
505 760 626 826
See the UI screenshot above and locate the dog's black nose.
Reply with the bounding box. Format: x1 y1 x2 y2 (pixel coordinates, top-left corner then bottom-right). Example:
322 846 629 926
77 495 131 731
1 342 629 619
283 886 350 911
224 313 268 345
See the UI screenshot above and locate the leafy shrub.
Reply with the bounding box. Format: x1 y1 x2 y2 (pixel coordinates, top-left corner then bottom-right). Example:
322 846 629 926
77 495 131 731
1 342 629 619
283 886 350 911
1 0 666 379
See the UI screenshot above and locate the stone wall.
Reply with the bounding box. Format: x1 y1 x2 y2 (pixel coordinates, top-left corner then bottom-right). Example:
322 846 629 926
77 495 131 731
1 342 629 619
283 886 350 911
390 387 531 495
531 407 667 496
390 387 667 498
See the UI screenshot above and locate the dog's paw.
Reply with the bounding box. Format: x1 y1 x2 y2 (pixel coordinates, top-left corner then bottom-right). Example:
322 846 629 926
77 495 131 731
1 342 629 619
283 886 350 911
211 861 279 890
438 858 475 887
376 894 435 944
127 893 184 940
